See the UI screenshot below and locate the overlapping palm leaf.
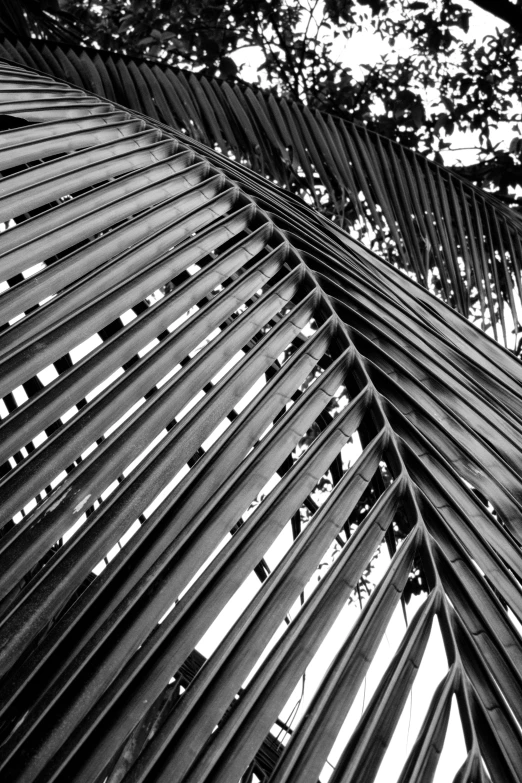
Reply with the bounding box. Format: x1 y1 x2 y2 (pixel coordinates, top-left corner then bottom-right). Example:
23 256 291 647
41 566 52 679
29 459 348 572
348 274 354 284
0 62 521 783
1 36 522 349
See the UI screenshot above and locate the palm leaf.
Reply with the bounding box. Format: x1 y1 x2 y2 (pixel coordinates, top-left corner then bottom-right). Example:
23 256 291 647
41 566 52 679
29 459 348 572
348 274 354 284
0 61 521 783
1 37 522 348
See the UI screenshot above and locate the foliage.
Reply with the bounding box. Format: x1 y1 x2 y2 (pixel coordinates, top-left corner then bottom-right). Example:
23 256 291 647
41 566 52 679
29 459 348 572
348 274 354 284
39 0 522 202
5 0 522 200
0 0 83 43
3 34 522 352
0 58 521 783
1 4 522 781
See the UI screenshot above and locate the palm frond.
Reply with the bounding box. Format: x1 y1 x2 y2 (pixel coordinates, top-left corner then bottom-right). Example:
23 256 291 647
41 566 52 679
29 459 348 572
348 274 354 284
1 38 522 348
0 62 521 783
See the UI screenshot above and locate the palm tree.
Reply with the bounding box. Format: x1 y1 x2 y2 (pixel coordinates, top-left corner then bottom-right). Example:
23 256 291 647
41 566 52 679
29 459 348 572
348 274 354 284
0 34 521 783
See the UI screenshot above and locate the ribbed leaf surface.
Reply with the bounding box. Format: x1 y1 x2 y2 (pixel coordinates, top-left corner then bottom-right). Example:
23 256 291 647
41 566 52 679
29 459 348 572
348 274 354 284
0 62 521 783
2 38 522 348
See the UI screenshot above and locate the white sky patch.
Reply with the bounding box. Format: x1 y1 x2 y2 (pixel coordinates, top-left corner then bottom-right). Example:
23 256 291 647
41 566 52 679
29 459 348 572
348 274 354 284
210 348 244 385
62 512 88 545
196 569 261 658
160 530 233 627
102 395 145 439
80 441 98 462
22 497 37 516
263 518 294 573
69 333 103 364
201 415 230 452
122 424 168 478
119 519 141 548
175 388 205 423
234 372 267 415
142 462 190 519
85 366 125 403
22 262 46 280
11 385 28 407
38 364 59 386
137 337 159 358
167 304 198 333
60 405 78 424
32 430 48 449
50 469 67 490
8 311 25 326
156 361 182 389
100 479 119 502
120 308 137 325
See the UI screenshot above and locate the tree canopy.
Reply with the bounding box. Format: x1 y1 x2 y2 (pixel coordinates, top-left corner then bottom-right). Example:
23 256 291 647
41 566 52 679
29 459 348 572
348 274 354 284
6 0 521 205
